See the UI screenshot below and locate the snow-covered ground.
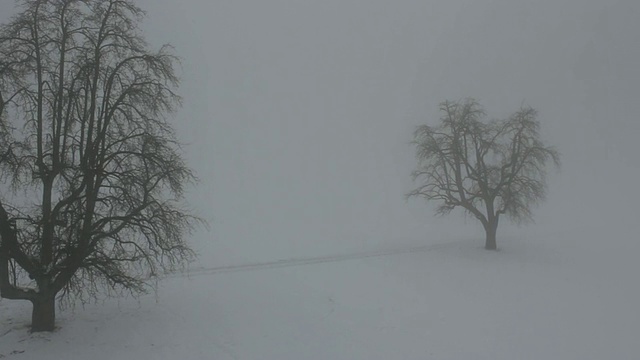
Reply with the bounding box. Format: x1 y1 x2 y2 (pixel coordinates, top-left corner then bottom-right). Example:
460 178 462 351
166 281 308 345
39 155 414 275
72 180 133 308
2 224 639 360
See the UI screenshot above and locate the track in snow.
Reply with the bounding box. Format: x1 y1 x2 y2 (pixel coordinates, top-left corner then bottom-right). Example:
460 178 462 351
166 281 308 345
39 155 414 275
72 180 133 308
170 242 453 278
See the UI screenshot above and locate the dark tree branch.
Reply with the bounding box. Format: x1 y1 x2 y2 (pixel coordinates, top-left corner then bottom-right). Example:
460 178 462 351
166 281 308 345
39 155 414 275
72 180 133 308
0 0 201 331
408 99 559 249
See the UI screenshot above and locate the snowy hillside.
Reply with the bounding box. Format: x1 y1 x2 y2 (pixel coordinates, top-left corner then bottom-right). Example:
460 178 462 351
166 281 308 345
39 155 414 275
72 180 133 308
2 225 639 359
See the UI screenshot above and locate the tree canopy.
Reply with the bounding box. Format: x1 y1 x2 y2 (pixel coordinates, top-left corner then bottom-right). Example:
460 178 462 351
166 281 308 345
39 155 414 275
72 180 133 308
408 99 559 249
0 0 199 331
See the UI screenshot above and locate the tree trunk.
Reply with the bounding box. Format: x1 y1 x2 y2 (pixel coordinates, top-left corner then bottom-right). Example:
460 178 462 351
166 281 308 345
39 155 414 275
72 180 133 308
484 218 498 250
30 295 56 332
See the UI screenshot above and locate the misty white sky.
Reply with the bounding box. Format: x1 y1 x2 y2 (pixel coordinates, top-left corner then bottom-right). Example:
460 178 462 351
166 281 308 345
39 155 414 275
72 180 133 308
1 0 638 264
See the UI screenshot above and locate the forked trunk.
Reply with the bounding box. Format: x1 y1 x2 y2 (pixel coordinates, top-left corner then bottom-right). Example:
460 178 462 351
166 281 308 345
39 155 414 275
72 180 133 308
30 295 56 332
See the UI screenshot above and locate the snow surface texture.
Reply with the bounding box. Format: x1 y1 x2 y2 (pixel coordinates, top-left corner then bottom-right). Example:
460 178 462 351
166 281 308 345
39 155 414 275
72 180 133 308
2 225 639 359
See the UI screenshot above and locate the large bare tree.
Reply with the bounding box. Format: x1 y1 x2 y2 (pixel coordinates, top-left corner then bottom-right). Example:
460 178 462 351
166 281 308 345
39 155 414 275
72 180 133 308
0 0 199 332
408 99 559 250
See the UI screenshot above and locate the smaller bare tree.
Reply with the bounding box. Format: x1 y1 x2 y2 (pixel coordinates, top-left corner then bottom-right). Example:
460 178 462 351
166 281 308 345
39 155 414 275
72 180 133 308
407 99 559 250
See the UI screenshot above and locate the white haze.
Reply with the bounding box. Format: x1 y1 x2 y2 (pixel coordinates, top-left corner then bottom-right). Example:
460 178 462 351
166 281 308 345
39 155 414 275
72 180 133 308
2 0 637 263
0 0 637 264
128 0 640 265
2 1 640 358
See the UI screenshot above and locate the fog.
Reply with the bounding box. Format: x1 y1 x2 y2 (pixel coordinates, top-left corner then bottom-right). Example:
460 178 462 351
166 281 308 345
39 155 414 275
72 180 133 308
2 0 638 265
3 1 640 357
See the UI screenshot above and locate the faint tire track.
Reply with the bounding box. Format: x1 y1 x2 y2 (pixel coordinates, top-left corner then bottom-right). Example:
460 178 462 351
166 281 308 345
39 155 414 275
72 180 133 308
167 242 453 279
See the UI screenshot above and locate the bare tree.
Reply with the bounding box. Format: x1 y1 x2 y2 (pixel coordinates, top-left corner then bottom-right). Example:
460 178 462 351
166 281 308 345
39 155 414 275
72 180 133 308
0 0 200 332
407 99 559 250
